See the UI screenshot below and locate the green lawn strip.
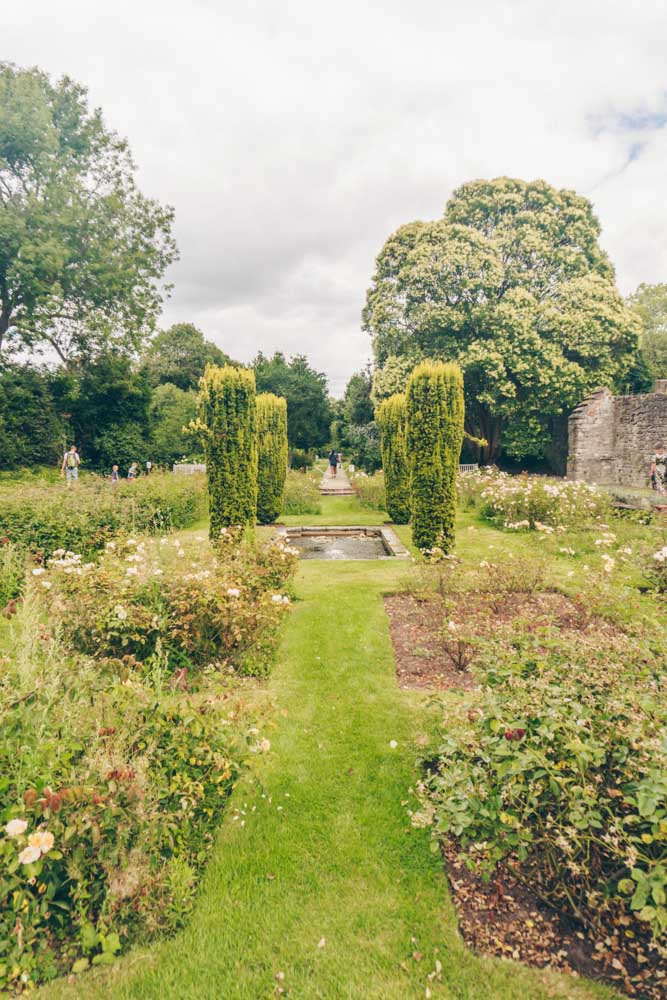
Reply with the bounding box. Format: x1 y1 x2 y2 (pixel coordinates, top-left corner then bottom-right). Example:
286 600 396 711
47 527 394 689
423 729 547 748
278 494 391 527
45 504 617 999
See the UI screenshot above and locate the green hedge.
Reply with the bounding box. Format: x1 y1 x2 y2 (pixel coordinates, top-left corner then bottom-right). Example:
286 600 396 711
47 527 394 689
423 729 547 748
197 365 258 537
256 394 288 524
0 473 206 558
406 362 464 552
377 393 410 523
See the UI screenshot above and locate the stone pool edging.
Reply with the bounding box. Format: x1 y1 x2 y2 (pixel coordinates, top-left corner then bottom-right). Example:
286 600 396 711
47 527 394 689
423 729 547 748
277 525 411 560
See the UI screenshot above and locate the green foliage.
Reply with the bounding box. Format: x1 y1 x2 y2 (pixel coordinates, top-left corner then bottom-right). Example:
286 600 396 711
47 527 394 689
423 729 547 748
0 540 24 607
0 63 176 361
0 527 296 990
282 470 321 515
377 393 410 523
465 468 613 529
627 283 667 381
142 324 232 391
253 352 331 450
349 470 386 511
149 383 198 467
289 448 315 471
0 473 206 557
365 178 640 462
0 363 64 469
344 422 382 473
256 393 288 525
423 627 667 946
406 362 464 551
93 423 148 472
343 370 374 425
197 365 258 537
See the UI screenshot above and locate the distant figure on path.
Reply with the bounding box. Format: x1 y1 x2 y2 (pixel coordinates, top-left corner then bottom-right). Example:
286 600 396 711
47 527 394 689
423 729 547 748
111 464 120 486
337 452 343 471
650 444 667 494
127 462 139 481
145 460 152 475
61 445 80 486
328 449 338 477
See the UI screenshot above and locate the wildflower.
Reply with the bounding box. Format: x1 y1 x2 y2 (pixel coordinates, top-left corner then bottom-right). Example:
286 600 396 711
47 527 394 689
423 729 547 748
127 538 138 546
389 740 398 749
28 830 55 855
18 845 41 865
105 541 116 550
259 738 271 753
31 567 46 576
160 537 168 545
271 594 284 604
176 550 185 558
41 581 52 590
227 587 241 598
5 818 28 838
152 568 164 576
126 567 138 576
114 605 128 620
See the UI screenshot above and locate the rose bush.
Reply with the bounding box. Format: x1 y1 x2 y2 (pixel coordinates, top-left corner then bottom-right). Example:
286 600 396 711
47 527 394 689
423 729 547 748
39 529 297 677
461 468 612 529
349 470 387 511
422 628 667 949
0 473 207 558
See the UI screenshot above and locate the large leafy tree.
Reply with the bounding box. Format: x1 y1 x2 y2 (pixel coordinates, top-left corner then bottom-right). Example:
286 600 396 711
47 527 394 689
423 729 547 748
627 283 667 382
0 63 177 362
253 352 331 449
364 178 640 462
149 382 198 466
0 362 64 468
142 323 231 391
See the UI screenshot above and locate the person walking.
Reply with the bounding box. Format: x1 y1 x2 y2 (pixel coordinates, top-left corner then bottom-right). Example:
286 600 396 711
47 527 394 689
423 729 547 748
650 444 667 494
61 445 80 487
328 449 338 477
111 464 120 486
127 462 139 481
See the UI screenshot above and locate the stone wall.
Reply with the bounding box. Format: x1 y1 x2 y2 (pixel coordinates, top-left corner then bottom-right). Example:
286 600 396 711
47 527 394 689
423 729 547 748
567 382 667 487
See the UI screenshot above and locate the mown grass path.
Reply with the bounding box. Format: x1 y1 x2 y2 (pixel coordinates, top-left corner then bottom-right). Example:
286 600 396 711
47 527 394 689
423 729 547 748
50 502 615 999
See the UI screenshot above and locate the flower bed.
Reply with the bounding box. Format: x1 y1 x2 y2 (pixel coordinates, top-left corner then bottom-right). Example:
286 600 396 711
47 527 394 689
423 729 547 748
420 601 667 987
0 473 207 559
460 468 611 529
282 470 321 515
349 470 387 511
0 528 296 991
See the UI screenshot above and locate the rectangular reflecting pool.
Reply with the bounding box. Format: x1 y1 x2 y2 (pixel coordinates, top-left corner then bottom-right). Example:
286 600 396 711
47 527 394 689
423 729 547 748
277 526 410 561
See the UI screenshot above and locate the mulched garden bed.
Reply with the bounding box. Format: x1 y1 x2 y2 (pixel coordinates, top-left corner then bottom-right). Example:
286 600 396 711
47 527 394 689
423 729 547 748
443 842 665 1000
384 590 624 691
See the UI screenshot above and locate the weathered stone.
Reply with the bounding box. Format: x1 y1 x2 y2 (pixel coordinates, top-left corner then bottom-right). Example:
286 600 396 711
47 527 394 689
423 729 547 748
567 383 667 487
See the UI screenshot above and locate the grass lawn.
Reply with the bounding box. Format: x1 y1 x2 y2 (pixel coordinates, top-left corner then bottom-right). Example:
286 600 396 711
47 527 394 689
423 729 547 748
45 497 619 999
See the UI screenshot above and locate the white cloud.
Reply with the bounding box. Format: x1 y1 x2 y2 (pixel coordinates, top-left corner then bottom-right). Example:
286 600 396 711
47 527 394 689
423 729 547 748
5 0 667 394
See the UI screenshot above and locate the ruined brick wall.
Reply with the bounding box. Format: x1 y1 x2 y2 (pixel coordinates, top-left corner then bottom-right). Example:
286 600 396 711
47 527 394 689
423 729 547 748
567 382 667 487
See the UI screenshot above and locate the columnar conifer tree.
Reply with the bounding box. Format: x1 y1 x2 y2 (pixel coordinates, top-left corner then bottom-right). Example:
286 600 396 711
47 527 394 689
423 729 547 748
406 362 464 551
256 393 288 524
197 365 258 538
377 393 410 524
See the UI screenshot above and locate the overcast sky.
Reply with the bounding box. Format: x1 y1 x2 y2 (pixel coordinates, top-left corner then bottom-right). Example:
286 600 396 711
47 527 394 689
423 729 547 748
7 1 667 394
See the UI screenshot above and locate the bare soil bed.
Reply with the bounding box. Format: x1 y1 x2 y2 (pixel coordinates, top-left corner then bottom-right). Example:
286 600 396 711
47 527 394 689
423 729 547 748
384 590 623 691
444 843 665 1000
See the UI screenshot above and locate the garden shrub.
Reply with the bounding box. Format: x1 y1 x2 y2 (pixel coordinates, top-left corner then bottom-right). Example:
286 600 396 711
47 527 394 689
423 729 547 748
41 532 297 678
256 393 288 525
282 470 321 515
406 362 464 552
0 525 297 990
196 365 258 538
349 470 386 511
0 473 206 558
470 468 612 529
377 393 410 523
0 541 25 607
289 448 315 471
422 630 667 948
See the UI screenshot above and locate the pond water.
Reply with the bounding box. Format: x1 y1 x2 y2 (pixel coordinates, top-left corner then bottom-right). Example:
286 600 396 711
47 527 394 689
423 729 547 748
291 533 391 560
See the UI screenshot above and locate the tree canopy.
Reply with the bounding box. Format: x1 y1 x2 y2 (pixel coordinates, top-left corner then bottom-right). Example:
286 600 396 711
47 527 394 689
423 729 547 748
364 177 640 461
253 352 331 450
142 323 231 391
627 283 667 382
0 63 177 362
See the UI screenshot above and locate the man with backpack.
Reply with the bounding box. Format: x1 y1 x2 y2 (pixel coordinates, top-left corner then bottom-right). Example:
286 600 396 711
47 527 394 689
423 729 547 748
61 445 81 486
